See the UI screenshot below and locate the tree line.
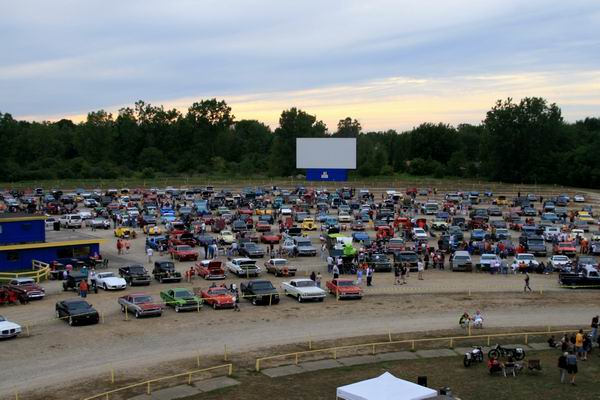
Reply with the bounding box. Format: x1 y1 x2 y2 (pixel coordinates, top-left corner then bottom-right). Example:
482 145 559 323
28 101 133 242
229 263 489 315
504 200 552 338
1 97 599 187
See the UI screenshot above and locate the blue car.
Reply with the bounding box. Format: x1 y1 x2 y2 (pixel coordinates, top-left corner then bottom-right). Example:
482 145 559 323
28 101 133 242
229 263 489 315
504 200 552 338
146 236 168 250
541 213 559 222
352 232 370 242
471 229 487 242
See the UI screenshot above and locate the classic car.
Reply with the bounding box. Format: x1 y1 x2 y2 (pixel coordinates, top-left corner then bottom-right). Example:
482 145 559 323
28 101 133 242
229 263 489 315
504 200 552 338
114 227 133 239
195 260 226 280
574 194 586 203
375 226 394 240
142 224 162 235
218 230 235 245
553 242 577 257
153 261 182 283
411 228 428 241
200 285 236 309
118 264 151 286
301 218 317 231
541 212 560 223
7 278 45 300
255 221 272 232
549 255 570 271
351 220 366 231
387 237 405 253
559 265 600 287
0 315 22 339
352 231 370 243
292 237 317 256
160 288 203 312
227 258 261 277
260 231 282 245
89 217 111 230
431 218 448 231
146 236 168 250
281 278 326 302
169 232 197 247
92 272 127 290
118 293 162 318
264 258 297 276
240 279 280 305
55 299 100 326
325 279 362 299
62 273 98 293
168 245 198 261
366 253 392 272
238 242 266 258
577 211 594 223
231 219 248 233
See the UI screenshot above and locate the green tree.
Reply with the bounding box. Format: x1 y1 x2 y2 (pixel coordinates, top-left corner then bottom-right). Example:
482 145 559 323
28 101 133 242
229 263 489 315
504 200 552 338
334 117 361 137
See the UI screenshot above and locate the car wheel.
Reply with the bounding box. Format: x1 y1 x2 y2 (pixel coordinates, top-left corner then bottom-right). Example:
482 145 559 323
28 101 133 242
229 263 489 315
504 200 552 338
297 295 302 303
251 298 257 305
213 302 217 310
120 305 125 312
175 306 180 313
135 311 140 319
103 283 108 290
159 276 163 283
68 317 74 326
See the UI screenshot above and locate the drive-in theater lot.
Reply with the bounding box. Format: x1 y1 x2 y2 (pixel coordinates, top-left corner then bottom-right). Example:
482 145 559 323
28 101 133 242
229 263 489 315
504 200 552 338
1 184 599 399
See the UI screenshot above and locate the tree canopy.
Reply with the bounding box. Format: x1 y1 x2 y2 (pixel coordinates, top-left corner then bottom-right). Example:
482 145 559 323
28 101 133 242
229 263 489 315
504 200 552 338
0 97 599 187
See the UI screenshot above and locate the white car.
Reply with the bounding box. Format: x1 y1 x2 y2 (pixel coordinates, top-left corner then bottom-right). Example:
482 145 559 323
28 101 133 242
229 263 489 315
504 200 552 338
226 258 261 277
78 210 93 220
511 253 539 270
92 272 127 290
338 212 352 223
59 214 83 228
219 230 235 245
83 199 98 207
574 195 585 203
281 279 326 302
549 255 570 271
0 316 22 339
479 254 501 270
45 216 58 229
412 228 428 240
280 208 293 216
127 207 140 217
543 227 560 242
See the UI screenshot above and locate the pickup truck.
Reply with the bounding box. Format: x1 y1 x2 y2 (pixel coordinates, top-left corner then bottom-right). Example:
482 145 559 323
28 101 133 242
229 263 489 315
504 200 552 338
195 260 226 280
559 265 600 288
118 293 163 318
240 280 280 305
153 261 182 283
159 288 203 312
118 264 151 286
227 258 261 277
325 279 363 299
281 278 326 302
7 278 46 300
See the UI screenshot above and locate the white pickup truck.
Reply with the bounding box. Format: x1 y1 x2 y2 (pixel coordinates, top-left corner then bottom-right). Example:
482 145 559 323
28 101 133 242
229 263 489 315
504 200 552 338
281 278 326 303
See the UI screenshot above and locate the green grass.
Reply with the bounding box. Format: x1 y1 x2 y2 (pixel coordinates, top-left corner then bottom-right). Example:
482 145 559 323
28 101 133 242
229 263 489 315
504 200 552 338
186 350 600 400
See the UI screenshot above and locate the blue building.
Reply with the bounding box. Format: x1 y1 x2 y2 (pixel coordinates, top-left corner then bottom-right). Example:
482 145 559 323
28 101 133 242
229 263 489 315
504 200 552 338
0 214 102 272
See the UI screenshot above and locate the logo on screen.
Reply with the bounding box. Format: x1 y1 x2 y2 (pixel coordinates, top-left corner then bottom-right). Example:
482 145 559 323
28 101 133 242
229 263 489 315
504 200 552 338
321 171 329 179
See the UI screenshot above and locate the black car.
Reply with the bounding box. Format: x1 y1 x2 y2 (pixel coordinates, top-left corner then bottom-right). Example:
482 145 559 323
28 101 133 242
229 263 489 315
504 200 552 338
62 273 98 293
366 253 392 272
394 251 419 272
56 299 100 326
231 220 247 233
118 264 151 286
195 234 216 247
152 261 182 283
240 280 280 305
238 242 266 258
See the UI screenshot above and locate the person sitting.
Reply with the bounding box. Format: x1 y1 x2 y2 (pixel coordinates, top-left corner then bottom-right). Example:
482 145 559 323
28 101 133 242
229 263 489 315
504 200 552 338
472 311 484 328
488 356 503 374
459 312 470 328
548 335 558 348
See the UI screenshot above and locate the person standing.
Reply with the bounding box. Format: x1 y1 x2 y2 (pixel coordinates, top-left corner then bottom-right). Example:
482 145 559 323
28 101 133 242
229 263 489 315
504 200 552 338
356 267 363 286
400 263 407 285
316 272 322 288
575 329 585 360
332 264 340 279
394 264 401 285
558 352 568 383
591 315 599 343
566 351 578 385
310 271 316 282
524 272 532 292
366 266 373 286
327 255 334 274
147 247 153 264
417 259 424 280
116 239 123 255
79 278 89 298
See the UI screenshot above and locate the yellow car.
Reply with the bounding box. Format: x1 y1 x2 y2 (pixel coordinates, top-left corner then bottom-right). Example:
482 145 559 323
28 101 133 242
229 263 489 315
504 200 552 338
143 224 162 235
114 227 133 239
219 230 235 245
301 218 317 231
578 212 593 223
255 208 274 215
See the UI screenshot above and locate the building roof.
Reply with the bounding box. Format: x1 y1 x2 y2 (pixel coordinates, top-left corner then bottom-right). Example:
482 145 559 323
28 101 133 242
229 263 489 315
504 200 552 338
0 239 105 251
0 213 46 222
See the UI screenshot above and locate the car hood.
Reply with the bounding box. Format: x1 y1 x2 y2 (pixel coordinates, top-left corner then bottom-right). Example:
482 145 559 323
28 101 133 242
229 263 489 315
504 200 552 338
297 245 315 250
294 287 326 295
138 303 161 310
251 288 277 294
0 321 21 330
337 286 360 292
69 308 97 316
100 277 126 285
208 294 234 302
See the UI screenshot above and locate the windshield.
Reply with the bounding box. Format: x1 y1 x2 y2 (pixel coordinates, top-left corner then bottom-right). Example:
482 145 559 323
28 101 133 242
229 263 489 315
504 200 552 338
174 290 193 298
133 296 153 303
554 256 568 261
336 280 354 287
399 253 418 261
455 256 470 261
252 282 274 290
272 260 287 266
296 280 316 288
129 266 146 273
177 246 192 251
67 301 90 310
160 262 175 271
99 273 114 278
519 255 534 261
209 288 229 295
481 255 496 261
296 240 312 246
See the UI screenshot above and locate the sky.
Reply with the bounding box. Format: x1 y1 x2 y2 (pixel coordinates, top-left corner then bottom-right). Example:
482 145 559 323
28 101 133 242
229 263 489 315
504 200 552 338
1 0 599 131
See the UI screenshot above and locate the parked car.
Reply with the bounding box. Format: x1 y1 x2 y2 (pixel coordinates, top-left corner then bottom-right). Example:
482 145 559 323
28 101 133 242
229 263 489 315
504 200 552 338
240 280 280 305
264 258 297 276
118 293 162 318
549 255 570 271
59 214 82 228
62 273 98 293
118 264 151 286
511 253 539 271
478 254 500 272
168 245 198 261
553 242 577 257
227 258 261 277
218 230 235 245
89 217 111 230
325 279 362 299
238 242 266 258
559 265 600 287
160 288 203 312
366 253 392 272
292 237 317 256
92 272 127 290
195 260 226 280
55 299 99 326
200 285 236 309
114 227 133 239
452 251 473 272
152 261 182 283
412 228 428 240
0 315 22 339
281 278 326 302
260 231 281 245
7 278 45 300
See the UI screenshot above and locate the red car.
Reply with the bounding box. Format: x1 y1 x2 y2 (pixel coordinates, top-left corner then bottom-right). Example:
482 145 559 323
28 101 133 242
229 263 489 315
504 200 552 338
200 285 236 309
376 226 394 240
351 220 366 231
261 231 282 244
169 245 198 261
325 279 363 299
195 260 226 280
553 241 577 257
118 293 163 317
255 221 271 232
239 208 254 216
394 217 412 230
7 278 46 301
169 232 196 247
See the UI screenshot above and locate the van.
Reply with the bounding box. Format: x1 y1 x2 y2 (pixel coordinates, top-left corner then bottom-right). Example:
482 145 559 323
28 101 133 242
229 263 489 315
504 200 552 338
452 251 472 272
59 214 82 228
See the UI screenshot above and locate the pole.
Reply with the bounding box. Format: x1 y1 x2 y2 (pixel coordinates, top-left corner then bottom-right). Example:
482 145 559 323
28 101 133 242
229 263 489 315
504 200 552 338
388 329 392 342
124 306 128 321
224 344 228 361
196 350 201 367
110 365 115 384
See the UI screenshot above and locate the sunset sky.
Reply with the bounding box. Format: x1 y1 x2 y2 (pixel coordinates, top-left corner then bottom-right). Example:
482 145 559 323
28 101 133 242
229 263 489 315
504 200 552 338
2 0 599 131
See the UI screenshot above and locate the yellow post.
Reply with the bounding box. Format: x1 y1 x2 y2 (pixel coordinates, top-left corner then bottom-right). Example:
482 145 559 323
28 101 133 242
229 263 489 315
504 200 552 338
228 364 233 376
124 306 128 321
269 294 272 306
411 340 415 350
487 336 491 346
336 289 339 302
525 334 528 345
110 365 115 384
388 329 392 342
101 312 105 324
547 326 551 333
196 350 201 367
309 335 312 350
188 373 192 385
468 324 471 337
449 338 453 348
147 382 151 395
295 353 299 365
224 344 228 361
14 391 18 400
372 344 376 355
197 301 200 313
333 349 337 359
255 359 260 372
25 323 30 337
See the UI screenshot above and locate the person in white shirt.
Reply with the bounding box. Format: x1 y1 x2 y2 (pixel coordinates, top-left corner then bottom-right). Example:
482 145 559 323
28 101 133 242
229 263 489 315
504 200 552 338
146 247 153 263
417 260 424 280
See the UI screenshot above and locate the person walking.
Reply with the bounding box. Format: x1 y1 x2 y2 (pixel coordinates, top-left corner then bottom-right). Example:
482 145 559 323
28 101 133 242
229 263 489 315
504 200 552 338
356 267 363 286
394 264 401 285
116 239 123 255
575 329 585 360
566 351 578 385
316 272 322 288
79 278 89 299
332 264 340 279
310 271 316 282
417 259 424 280
558 352 568 383
591 315 599 343
147 247 153 264
524 272 532 292
400 263 407 285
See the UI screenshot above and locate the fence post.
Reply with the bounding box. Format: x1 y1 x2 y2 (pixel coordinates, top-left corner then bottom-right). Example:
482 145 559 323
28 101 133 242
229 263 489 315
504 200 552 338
388 329 392 342
295 353 299 365
269 294 272 306
110 364 115 384
547 326 551 333
449 338 453 348
147 381 151 395
224 344 228 361
188 373 192 385
468 324 471 337
487 336 491 346
196 350 201 367
411 340 415 351
101 312 105 324
524 334 528 345
228 364 233 376
25 323 30 337
255 359 260 372
372 344 376 355
309 335 313 350
197 301 200 313
124 306 128 321
333 349 337 360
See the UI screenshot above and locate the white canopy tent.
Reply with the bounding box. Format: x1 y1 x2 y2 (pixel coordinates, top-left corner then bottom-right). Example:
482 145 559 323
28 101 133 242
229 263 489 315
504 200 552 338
336 372 438 400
